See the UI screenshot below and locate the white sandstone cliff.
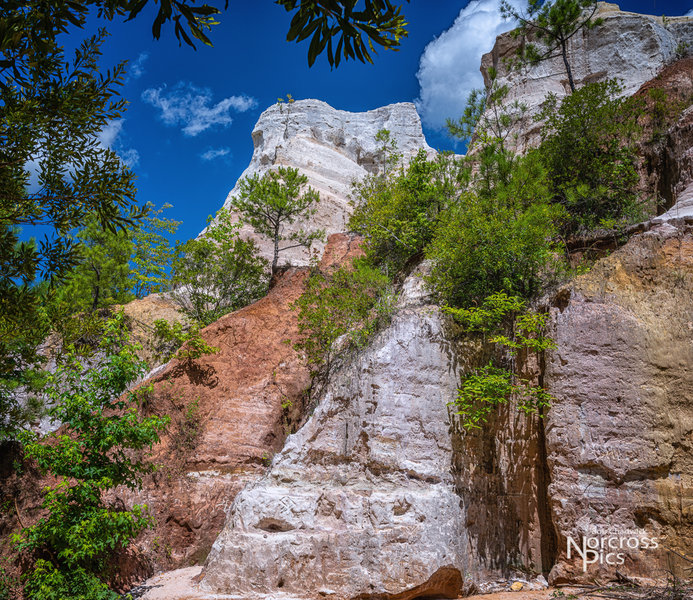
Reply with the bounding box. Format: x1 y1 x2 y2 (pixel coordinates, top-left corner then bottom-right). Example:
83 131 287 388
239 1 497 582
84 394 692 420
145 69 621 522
215 99 432 267
480 2 693 151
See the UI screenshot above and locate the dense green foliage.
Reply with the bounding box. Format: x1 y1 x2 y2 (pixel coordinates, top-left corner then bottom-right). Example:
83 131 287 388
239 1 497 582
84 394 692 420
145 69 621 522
171 208 268 326
350 150 465 275
501 0 602 93
426 153 561 308
292 259 395 376
13 313 168 600
538 79 644 234
231 166 323 274
0 30 141 374
446 293 555 430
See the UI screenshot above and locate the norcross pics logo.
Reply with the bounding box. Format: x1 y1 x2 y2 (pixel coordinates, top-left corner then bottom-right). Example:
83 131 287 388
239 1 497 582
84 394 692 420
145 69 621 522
567 527 659 572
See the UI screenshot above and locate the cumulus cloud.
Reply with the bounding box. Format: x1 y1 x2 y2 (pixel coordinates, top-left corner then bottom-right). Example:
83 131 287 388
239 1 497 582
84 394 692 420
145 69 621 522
96 119 140 167
687 8 693 16
142 82 257 136
129 52 149 79
200 147 231 161
415 0 522 131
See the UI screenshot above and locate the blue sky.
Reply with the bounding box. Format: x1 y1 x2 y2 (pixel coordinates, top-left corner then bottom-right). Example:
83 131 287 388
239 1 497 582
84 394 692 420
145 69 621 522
85 0 692 243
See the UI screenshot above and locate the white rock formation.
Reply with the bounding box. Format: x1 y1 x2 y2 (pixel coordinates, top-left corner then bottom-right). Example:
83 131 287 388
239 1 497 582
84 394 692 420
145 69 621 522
216 99 433 267
479 3 693 150
200 267 468 599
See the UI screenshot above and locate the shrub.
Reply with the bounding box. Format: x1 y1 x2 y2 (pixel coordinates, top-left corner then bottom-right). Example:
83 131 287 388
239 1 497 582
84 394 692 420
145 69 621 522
292 260 396 376
350 150 467 276
426 184 561 308
151 319 219 364
171 208 268 326
538 79 645 234
14 312 169 600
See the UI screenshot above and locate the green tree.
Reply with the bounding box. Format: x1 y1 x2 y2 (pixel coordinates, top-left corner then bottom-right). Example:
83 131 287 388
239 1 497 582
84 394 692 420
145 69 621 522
171 208 268 326
447 68 527 195
500 0 602 93
130 203 181 299
54 214 134 313
231 167 324 275
426 152 562 308
13 312 168 600
538 79 644 234
350 150 466 275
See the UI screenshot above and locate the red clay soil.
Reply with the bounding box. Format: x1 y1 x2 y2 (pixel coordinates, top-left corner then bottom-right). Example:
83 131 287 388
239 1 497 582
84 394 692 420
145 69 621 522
112 232 363 586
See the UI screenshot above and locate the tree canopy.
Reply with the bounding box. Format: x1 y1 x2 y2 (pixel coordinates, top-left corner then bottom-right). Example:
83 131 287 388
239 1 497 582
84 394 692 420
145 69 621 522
232 167 323 275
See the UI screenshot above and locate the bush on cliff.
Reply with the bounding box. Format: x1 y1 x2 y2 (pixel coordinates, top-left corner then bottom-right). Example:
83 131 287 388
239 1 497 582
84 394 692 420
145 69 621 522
350 149 467 276
292 259 396 378
426 151 562 308
171 208 269 326
538 79 645 234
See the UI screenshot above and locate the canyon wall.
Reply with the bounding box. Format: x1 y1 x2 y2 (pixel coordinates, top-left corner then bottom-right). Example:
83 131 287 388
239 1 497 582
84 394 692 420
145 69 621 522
133 10 693 595
480 3 693 151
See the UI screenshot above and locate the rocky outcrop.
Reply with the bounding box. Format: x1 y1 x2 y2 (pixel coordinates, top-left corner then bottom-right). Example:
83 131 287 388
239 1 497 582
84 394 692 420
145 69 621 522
217 100 432 267
199 266 468 599
636 57 693 209
120 292 188 367
545 222 693 583
480 3 693 151
117 234 362 579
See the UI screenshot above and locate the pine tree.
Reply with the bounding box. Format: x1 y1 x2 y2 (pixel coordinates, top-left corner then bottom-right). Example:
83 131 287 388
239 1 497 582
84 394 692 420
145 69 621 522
500 0 602 93
231 167 324 275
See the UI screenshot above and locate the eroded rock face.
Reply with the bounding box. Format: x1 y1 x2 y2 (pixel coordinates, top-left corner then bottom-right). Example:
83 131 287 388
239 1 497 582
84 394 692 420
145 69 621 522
117 234 362 579
217 99 432 267
480 3 693 151
200 268 468 599
545 223 693 583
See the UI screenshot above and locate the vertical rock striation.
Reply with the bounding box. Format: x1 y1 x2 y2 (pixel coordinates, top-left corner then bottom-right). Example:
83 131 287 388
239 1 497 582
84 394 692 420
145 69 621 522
545 223 693 583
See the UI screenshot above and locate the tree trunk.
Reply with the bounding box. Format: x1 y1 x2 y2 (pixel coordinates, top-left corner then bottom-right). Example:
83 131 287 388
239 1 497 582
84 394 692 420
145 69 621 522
561 38 576 93
272 224 280 276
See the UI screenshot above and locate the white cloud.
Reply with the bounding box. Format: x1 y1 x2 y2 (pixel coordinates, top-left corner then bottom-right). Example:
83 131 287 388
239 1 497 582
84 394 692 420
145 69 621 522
142 82 258 136
118 148 141 168
129 52 149 79
686 8 693 16
415 0 522 131
200 147 231 161
96 119 124 148
96 119 140 167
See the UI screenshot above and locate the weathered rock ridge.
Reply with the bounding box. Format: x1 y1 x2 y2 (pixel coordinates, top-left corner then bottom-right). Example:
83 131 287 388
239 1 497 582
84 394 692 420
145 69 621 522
480 2 693 151
128 7 693 596
140 225 693 600
545 221 693 584
217 99 432 267
200 268 467 599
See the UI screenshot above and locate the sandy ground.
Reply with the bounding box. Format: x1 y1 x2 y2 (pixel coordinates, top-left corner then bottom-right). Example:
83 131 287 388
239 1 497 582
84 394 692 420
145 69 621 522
135 567 589 600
